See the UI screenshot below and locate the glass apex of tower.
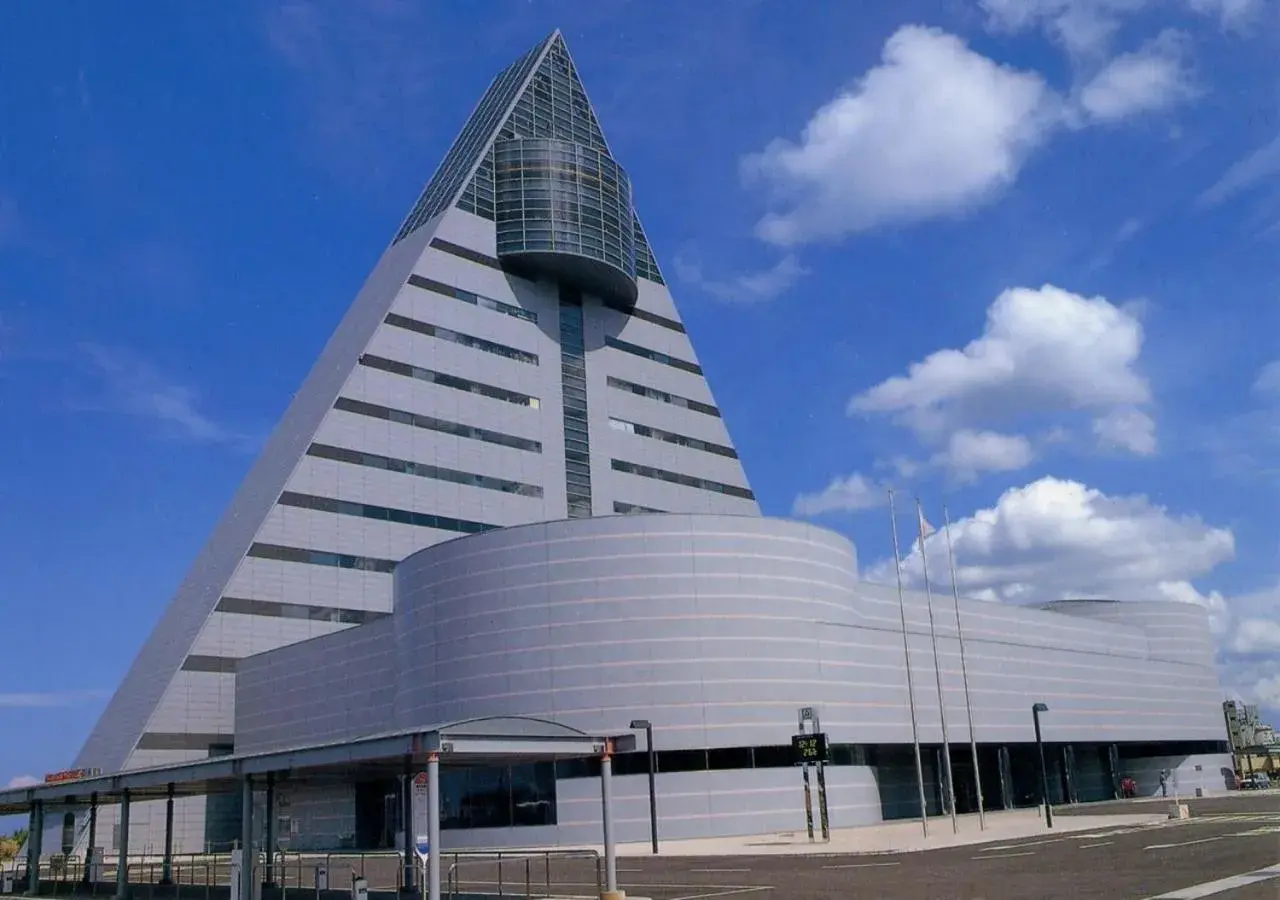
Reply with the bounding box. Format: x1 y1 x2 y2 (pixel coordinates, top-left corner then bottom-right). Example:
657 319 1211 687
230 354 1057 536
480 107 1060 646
393 29 662 307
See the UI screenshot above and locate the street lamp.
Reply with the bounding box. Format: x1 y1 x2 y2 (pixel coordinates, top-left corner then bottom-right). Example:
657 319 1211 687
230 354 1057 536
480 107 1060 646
1032 702 1053 829
629 719 659 854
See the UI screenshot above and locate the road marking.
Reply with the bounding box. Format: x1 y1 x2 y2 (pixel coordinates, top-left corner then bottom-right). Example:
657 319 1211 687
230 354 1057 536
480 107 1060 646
1079 841 1114 848
1144 836 1223 851
978 838 1062 852
667 888 772 900
821 862 901 870
690 867 751 873
1143 861 1280 898
974 851 1036 860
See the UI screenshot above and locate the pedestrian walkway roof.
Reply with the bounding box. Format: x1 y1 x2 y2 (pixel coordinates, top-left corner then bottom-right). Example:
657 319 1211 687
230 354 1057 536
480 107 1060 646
0 716 634 815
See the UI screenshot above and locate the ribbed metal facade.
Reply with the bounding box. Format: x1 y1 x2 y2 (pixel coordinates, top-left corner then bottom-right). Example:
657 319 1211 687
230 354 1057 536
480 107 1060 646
234 514 1231 848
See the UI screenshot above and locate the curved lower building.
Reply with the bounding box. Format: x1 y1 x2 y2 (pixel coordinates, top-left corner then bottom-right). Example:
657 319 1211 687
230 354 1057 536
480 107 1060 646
232 514 1229 849
54 29 1229 859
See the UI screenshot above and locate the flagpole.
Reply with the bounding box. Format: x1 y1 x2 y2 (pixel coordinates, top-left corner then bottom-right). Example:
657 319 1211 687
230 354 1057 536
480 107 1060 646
888 488 929 838
944 503 986 831
917 498 958 833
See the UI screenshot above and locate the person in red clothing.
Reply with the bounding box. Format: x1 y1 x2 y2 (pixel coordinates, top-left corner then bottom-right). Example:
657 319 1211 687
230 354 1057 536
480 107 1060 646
1120 776 1137 798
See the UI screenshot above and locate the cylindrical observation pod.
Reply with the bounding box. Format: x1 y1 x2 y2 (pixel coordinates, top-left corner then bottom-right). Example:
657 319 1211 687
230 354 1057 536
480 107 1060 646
494 137 639 308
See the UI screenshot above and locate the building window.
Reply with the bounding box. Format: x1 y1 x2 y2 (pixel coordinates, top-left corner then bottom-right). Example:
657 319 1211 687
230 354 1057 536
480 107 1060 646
215 596 388 625
604 336 702 375
406 273 537 323
384 313 538 364
613 501 666 515
333 397 542 453
559 286 593 518
606 377 720 418
608 417 738 459
247 542 398 573
440 762 557 830
307 443 542 497
601 299 684 333
276 491 498 535
359 354 540 408
611 459 755 501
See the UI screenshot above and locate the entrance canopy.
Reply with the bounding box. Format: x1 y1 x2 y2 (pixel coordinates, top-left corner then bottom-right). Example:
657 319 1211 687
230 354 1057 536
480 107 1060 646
0 715 637 814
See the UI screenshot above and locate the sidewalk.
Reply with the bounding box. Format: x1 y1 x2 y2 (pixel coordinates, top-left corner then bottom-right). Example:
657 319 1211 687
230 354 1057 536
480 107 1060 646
612 807 1167 857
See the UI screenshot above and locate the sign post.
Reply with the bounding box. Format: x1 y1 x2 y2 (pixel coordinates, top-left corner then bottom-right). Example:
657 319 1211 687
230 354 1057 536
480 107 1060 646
411 771 431 893
794 707 830 843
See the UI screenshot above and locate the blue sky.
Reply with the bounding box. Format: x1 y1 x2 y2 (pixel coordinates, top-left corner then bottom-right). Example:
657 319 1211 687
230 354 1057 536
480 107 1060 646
1 0 1278 789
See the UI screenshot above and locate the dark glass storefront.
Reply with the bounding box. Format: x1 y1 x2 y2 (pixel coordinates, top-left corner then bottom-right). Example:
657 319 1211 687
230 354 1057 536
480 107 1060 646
346 738 1226 847
353 762 557 849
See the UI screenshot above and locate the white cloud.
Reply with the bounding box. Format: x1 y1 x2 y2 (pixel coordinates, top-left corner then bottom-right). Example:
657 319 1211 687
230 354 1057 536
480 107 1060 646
1187 0 1267 29
848 284 1151 447
1215 583 1280 714
80 344 257 451
980 0 1152 57
1094 406 1157 454
6 775 39 789
742 25 1058 245
674 254 809 304
867 476 1235 608
1198 134 1280 207
792 472 884 516
1252 360 1280 395
1231 617 1280 654
1252 673 1280 708
931 429 1036 482
1074 30 1196 124
982 0 1263 53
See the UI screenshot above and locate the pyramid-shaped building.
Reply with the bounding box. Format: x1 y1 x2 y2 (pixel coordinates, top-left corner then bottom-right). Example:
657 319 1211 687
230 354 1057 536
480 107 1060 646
53 29 1233 860
73 30 758 852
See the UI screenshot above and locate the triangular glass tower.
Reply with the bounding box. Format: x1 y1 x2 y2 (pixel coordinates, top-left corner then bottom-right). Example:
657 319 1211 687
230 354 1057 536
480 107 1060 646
71 31 758 853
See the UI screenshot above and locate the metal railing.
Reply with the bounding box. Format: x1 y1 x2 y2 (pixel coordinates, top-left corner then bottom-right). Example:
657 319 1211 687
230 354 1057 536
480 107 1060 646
443 849 602 900
3 847 602 899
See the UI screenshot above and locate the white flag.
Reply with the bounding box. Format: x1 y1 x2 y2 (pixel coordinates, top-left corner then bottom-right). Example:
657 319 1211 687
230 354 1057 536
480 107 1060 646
917 506 936 538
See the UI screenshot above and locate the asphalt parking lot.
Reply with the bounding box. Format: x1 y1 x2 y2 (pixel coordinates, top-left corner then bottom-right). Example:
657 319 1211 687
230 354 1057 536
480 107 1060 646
446 793 1280 899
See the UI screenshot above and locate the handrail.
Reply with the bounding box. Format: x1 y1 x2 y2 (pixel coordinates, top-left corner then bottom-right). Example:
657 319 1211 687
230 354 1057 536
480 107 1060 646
442 848 602 899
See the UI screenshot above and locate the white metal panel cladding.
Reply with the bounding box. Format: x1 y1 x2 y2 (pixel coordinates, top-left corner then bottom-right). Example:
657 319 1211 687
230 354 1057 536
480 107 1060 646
236 514 1226 756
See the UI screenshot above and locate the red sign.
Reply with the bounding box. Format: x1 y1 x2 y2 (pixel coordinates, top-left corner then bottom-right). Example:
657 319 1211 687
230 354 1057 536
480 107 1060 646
44 768 101 784
412 772 429 788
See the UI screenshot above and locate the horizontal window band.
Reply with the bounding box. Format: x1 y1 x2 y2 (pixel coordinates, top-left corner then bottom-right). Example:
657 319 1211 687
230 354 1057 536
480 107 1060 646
277 490 498 536
429 237 503 271
602 299 685 334
608 417 738 459
606 376 721 418
333 397 541 453
247 542 397 573
136 732 236 752
215 596 390 625
611 458 756 501
405 274 537 324
307 443 543 498
428 236 664 298
359 353 539 408
384 313 538 365
181 655 237 674
555 739 1231 779
614 501 667 515
604 336 702 375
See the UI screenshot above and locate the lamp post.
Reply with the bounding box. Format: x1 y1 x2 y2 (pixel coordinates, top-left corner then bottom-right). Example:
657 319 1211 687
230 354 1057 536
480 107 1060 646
1032 702 1053 828
630 719 659 854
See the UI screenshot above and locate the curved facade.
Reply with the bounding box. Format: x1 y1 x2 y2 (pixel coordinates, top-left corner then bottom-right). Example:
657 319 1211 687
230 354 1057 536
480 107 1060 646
494 138 638 307
235 514 1231 850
